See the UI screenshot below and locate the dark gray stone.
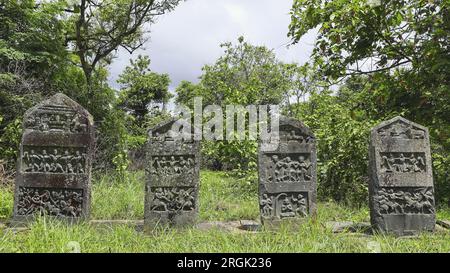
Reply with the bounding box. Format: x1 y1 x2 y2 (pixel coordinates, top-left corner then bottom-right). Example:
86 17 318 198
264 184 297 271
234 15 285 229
258 116 317 227
12 93 94 223
369 116 435 236
144 118 200 230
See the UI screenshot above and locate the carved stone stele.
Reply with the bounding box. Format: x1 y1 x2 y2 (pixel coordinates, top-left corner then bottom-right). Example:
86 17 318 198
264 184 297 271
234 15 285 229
369 116 435 235
144 118 200 230
258 116 317 227
13 93 95 223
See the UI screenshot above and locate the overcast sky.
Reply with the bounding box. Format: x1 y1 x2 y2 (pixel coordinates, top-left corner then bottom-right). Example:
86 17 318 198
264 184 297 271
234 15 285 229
108 0 317 92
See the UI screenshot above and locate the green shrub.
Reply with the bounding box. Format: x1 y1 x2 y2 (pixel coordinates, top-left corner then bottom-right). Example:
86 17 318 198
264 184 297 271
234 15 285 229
293 91 379 205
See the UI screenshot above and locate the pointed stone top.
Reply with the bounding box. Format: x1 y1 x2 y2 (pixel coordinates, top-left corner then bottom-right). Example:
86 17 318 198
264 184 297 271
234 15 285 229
279 115 314 137
371 116 428 140
149 117 178 135
372 116 427 132
23 93 93 132
25 93 92 121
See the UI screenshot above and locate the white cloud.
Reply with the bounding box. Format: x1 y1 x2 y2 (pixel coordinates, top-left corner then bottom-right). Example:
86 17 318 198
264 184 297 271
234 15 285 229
108 0 317 92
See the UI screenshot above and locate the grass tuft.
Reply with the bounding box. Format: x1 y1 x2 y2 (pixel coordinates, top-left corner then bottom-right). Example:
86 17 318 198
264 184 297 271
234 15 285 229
0 171 449 253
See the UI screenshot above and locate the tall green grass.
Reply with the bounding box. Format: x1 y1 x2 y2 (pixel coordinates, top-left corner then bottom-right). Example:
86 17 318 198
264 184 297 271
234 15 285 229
0 171 449 253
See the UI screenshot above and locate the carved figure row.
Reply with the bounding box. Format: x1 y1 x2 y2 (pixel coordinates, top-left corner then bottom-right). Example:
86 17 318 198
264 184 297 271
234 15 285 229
22 148 86 174
375 188 434 215
380 152 426 173
266 154 312 183
150 156 195 176
25 108 87 133
150 187 196 212
377 121 425 139
280 130 315 143
16 187 83 217
260 192 308 219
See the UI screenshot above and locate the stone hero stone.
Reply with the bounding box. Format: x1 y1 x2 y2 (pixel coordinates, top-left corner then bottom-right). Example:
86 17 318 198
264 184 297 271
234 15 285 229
258 116 317 226
13 93 95 222
144 118 200 229
369 116 435 235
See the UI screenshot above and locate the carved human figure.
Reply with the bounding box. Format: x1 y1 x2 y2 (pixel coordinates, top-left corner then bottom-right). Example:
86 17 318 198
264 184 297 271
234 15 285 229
381 154 393 172
421 191 434 214
293 194 307 217
269 155 278 183
40 114 50 131
66 163 74 174
179 189 195 210
51 149 65 173
60 150 71 172
70 114 86 133
260 193 273 217
279 196 295 218
411 128 425 139
23 150 38 172
178 156 186 174
72 151 84 173
398 153 407 172
298 155 311 180
413 155 425 172
152 188 170 211
288 130 302 141
186 157 194 175
376 193 391 214
390 123 408 138
41 150 52 172
169 156 177 175
283 157 292 183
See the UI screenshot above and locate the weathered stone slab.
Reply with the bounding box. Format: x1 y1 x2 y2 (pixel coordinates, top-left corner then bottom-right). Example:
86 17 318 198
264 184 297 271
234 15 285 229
369 116 435 236
144 118 200 230
13 93 94 223
258 116 317 227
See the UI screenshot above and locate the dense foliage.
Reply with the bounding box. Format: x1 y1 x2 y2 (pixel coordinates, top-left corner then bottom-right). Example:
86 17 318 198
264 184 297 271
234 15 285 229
0 0 182 174
289 0 449 205
175 37 295 181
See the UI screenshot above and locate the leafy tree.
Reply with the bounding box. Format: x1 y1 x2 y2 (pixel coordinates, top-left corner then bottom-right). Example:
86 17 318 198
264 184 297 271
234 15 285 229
64 0 183 96
288 0 449 132
0 0 69 168
293 90 378 205
118 55 171 125
200 36 289 106
175 37 291 177
289 0 450 205
283 62 325 117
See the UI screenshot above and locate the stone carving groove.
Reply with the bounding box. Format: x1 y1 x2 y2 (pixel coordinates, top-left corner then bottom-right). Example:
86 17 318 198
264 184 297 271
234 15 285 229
17 187 83 217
